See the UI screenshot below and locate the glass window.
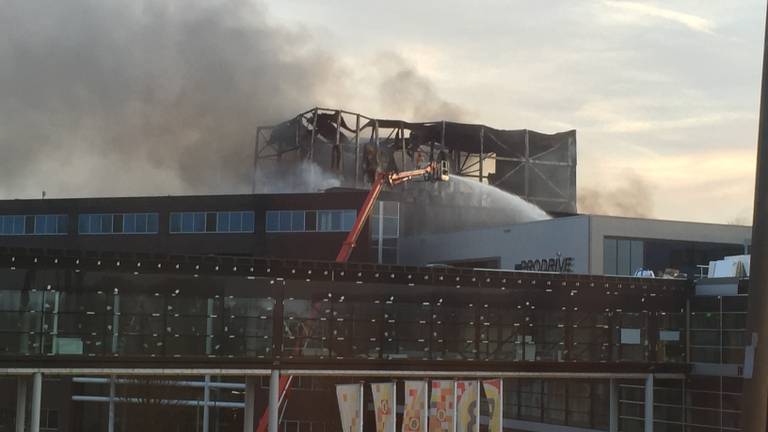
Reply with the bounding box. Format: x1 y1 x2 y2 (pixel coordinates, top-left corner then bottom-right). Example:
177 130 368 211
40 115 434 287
170 213 181 233
242 211 254 232
147 214 159 233
123 214 136 233
134 214 147 233
617 239 631 275
230 212 243 232
331 210 341 231
266 211 279 232
78 215 90 234
2 214 69 235
318 211 331 231
305 211 317 231
630 240 643 273
181 213 194 232
34 215 46 234
217 212 230 232
342 210 356 231
290 211 305 231
193 212 205 232
603 238 617 275
57 215 68 234
45 215 57 234
279 212 291 231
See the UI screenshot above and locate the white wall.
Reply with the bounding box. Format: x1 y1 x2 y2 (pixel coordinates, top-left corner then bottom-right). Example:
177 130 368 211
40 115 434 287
399 216 590 273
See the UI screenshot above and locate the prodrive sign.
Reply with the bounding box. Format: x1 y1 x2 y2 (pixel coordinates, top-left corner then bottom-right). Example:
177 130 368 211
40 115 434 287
516 254 574 273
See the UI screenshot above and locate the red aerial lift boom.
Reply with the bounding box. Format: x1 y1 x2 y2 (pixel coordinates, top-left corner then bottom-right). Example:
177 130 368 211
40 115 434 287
336 160 449 262
254 160 449 432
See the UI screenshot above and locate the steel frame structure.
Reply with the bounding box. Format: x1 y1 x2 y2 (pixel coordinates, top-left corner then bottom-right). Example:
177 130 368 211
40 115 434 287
254 108 577 213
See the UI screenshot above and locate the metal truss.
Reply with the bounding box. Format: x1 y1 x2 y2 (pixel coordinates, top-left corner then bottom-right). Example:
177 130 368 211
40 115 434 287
254 108 577 213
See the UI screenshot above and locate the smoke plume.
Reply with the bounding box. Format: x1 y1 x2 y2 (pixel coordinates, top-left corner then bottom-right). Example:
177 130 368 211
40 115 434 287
0 0 463 199
578 174 654 217
376 53 467 121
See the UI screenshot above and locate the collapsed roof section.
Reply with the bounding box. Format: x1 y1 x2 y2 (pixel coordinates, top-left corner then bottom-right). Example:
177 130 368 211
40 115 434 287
254 107 576 213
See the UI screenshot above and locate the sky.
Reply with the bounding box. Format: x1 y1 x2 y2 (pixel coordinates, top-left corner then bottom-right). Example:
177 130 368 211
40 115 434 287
265 0 766 224
0 0 765 224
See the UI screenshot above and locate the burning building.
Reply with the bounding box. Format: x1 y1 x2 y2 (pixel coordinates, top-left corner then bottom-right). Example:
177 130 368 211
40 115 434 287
253 107 577 214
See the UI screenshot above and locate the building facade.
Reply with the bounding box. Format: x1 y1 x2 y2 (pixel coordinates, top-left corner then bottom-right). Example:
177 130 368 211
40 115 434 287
400 215 751 277
0 191 403 264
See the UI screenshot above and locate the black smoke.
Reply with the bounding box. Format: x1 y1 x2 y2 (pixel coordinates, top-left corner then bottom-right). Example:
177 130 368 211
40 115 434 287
0 0 465 198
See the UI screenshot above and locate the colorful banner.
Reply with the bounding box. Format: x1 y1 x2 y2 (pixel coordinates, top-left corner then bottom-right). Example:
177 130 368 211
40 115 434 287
455 381 479 432
372 382 396 432
402 380 428 432
482 380 503 432
336 383 363 432
428 380 455 432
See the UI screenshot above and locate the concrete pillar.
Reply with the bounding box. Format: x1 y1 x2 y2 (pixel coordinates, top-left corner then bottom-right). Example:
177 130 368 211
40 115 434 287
108 376 116 432
609 379 618 432
268 370 280 432
15 377 26 432
30 372 42 432
243 377 257 432
644 374 654 432
203 375 211 432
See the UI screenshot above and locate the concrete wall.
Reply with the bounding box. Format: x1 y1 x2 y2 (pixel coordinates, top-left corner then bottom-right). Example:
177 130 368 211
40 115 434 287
587 216 752 274
399 216 590 273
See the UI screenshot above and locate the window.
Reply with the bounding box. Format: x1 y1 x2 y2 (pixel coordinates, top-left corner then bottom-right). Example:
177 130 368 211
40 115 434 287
603 237 643 276
371 201 400 264
0 214 67 235
265 210 356 233
169 211 254 233
317 210 355 232
79 213 159 234
40 408 59 430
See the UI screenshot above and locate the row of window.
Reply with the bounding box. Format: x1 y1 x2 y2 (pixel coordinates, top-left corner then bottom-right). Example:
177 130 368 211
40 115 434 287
1 209 367 236
79 213 160 234
169 211 255 233
266 210 357 233
0 214 68 235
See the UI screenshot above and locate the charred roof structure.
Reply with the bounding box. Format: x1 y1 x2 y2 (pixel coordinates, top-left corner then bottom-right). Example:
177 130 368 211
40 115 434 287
254 107 577 213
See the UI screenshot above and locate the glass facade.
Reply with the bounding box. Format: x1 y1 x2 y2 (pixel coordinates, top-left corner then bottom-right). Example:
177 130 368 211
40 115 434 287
0 268 685 363
0 268 273 357
0 214 67 235
604 237 744 277
170 211 255 234
689 295 747 365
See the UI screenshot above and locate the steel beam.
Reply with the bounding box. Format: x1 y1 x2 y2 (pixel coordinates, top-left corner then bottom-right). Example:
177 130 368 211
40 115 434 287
244 376 257 432
268 370 280 432
644 374 654 432
30 372 41 432
108 375 116 432
15 377 26 432
203 375 211 432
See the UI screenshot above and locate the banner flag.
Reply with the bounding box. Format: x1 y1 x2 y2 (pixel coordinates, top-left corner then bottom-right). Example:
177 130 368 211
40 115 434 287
482 380 503 432
428 380 455 432
455 381 479 432
372 382 397 432
402 380 428 432
336 383 363 432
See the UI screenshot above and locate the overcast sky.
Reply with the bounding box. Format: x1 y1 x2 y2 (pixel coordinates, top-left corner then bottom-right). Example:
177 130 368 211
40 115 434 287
0 0 765 224
266 0 766 224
